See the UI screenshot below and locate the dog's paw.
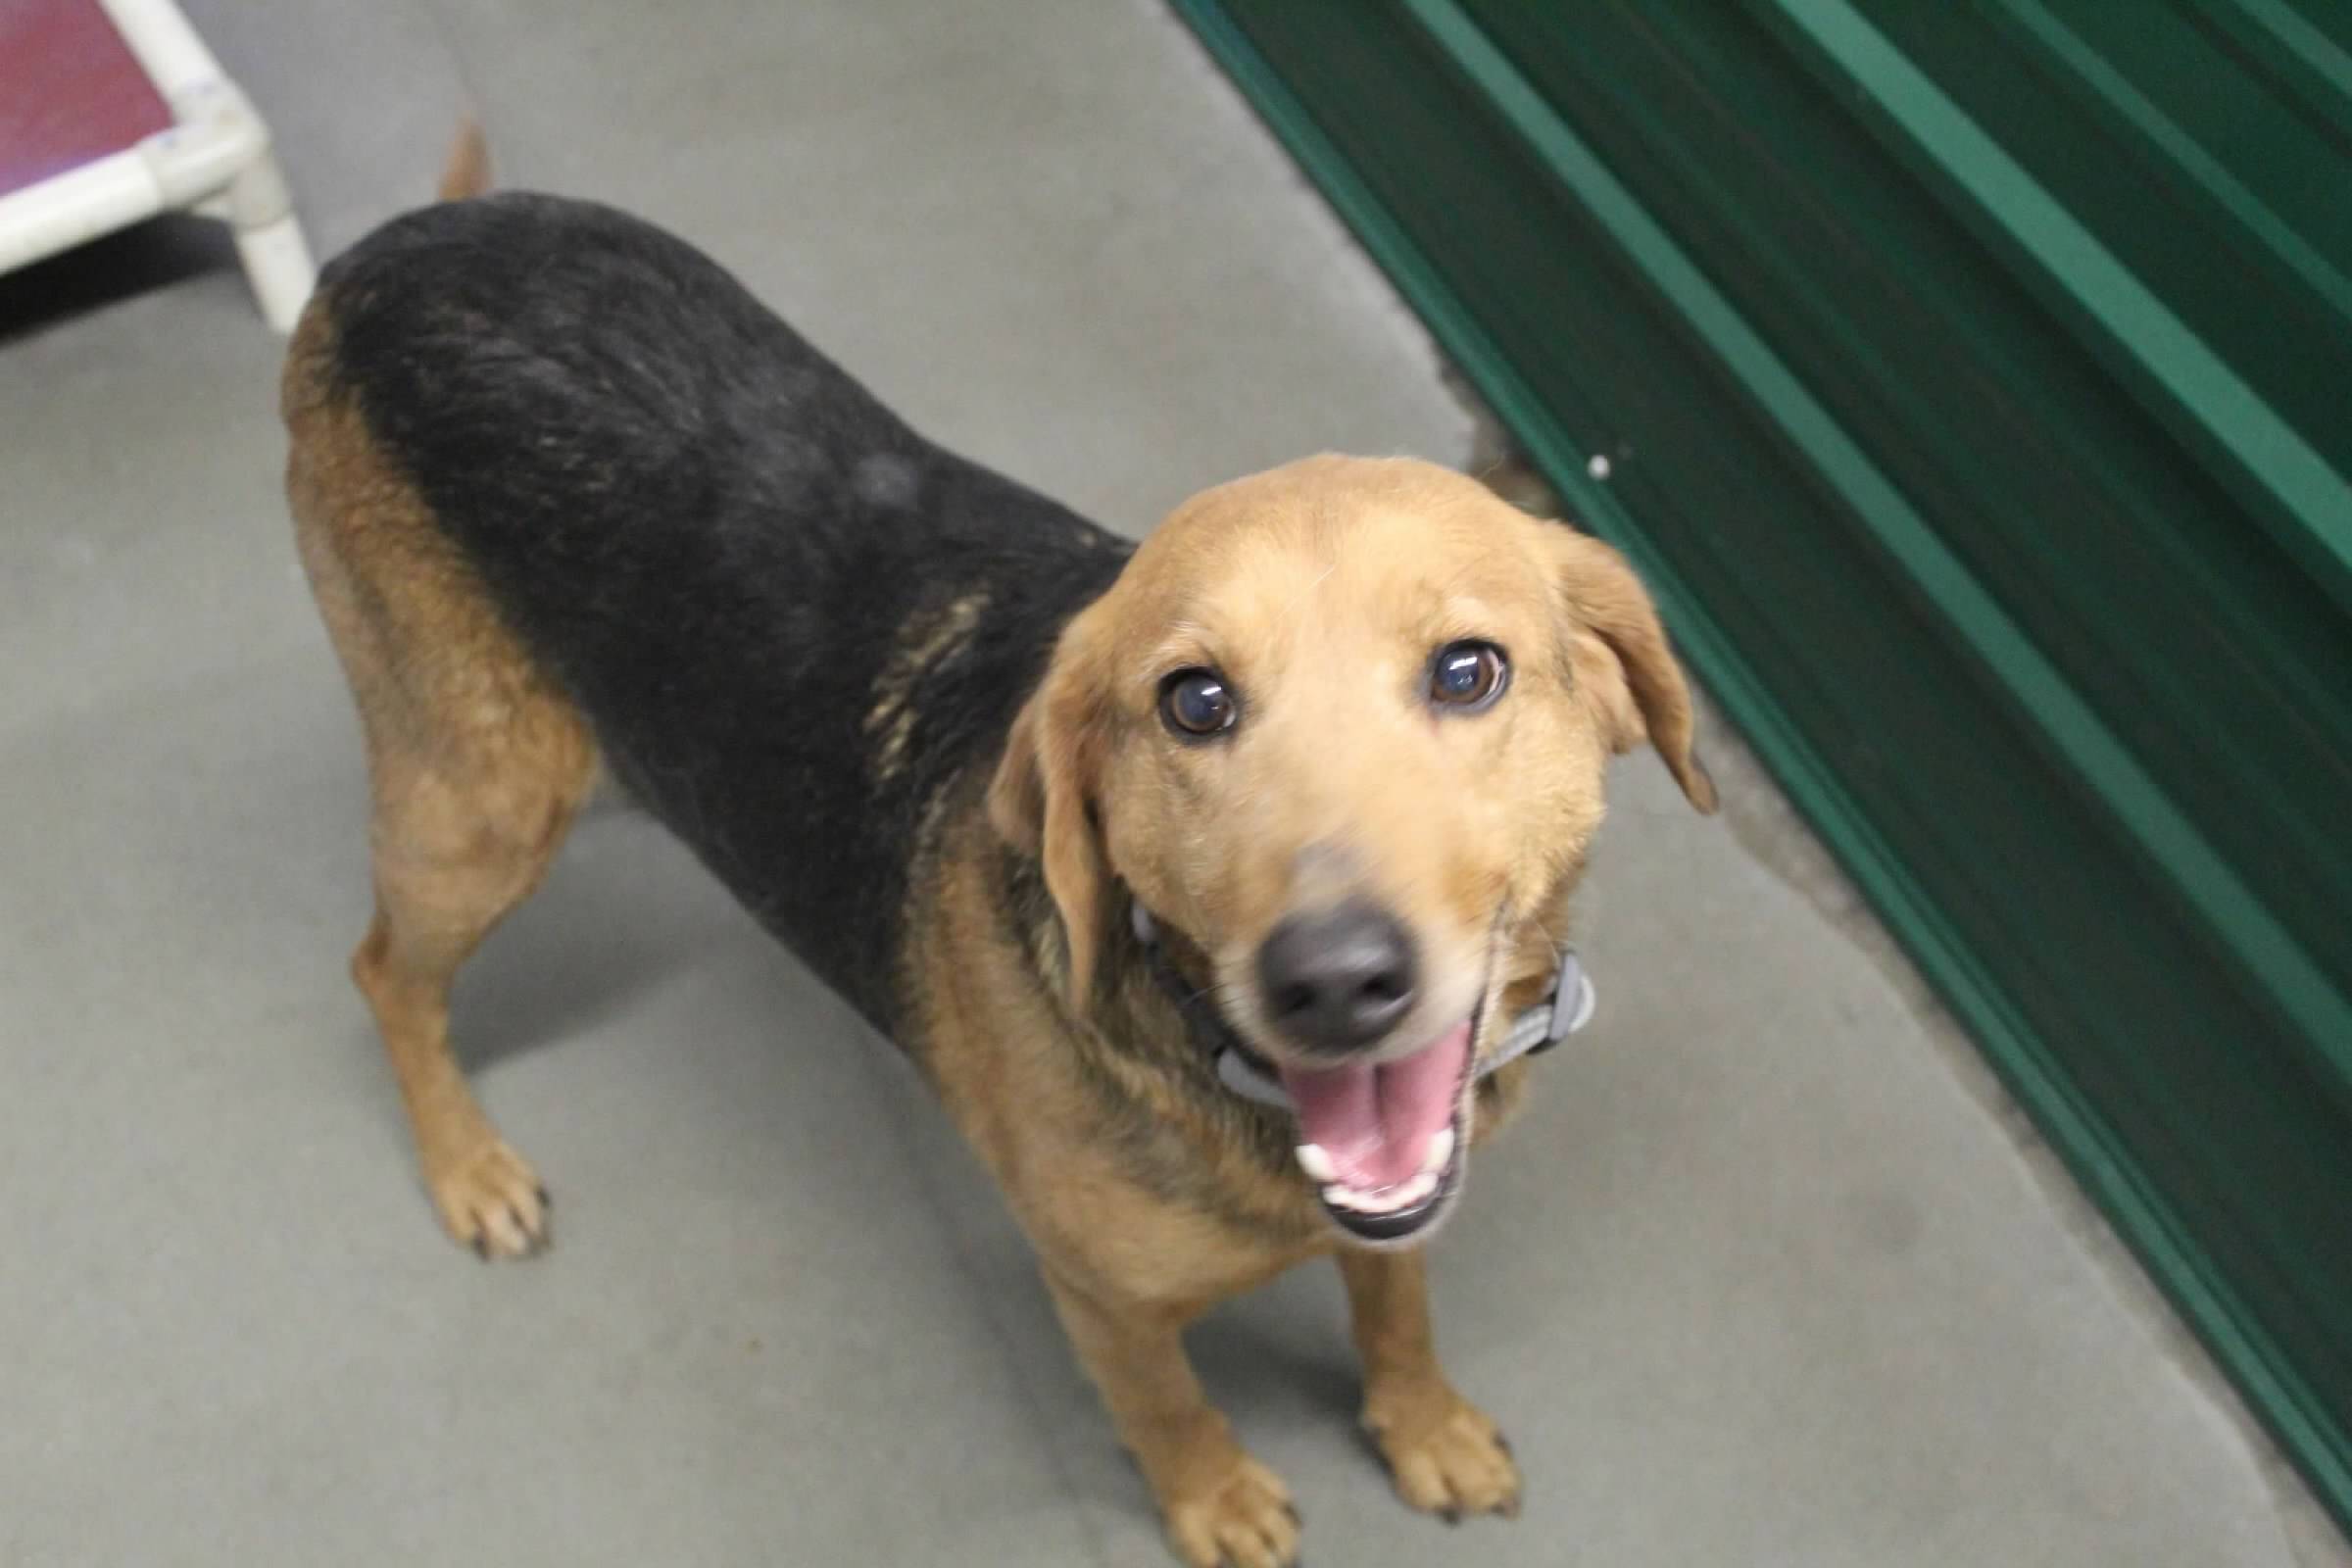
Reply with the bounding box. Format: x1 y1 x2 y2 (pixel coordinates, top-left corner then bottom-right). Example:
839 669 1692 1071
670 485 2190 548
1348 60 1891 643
1366 1390 1522 1522
1162 1452 1300 1568
426 1137 550 1260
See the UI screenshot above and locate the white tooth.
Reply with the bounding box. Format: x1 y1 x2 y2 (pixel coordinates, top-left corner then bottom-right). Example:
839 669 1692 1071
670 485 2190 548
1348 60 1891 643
1419 1127 1456 1176
1325 1175 1443 1216
1296 1144 1337 1184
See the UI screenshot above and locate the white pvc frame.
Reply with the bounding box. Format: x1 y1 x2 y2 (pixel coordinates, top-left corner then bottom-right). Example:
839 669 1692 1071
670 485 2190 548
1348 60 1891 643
0 0 315 331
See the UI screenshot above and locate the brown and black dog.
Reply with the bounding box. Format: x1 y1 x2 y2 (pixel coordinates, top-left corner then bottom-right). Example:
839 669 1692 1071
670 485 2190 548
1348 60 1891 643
283 132 1714 1568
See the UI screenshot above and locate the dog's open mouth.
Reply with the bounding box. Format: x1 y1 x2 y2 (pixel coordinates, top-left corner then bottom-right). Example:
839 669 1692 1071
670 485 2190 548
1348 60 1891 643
1282 1019 1472 1243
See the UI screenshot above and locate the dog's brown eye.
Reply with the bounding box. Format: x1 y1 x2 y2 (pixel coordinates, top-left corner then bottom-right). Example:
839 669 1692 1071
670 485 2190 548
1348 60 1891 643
1160 668 1238 738
1430 641 1507 710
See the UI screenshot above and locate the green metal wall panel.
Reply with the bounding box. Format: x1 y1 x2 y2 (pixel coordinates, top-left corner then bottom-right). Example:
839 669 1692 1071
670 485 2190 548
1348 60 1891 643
1171 0 2352 1537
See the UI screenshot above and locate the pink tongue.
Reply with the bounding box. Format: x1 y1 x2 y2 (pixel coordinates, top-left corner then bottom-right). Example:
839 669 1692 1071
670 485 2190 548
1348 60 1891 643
1277 1022 1472 1190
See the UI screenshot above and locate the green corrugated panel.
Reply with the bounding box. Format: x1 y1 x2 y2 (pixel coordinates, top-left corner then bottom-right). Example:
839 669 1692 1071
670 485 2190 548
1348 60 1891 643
1171 0 2352 1536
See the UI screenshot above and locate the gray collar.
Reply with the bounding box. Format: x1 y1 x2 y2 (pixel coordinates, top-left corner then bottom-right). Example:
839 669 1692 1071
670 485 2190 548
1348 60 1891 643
1127 901 1594 1112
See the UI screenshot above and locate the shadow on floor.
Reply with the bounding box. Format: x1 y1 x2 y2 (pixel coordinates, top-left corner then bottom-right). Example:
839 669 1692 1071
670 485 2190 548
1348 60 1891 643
0 215 237 345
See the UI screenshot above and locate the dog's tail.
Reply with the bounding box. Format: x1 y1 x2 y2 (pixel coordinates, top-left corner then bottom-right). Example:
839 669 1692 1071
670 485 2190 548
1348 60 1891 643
437 117 492 203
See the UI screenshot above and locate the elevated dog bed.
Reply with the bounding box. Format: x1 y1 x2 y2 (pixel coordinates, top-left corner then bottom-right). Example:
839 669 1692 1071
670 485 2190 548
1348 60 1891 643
0 0 313 330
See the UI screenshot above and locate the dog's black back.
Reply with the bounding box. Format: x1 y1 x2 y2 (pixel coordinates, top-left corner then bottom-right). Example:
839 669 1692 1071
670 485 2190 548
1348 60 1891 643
316 193 1130 1033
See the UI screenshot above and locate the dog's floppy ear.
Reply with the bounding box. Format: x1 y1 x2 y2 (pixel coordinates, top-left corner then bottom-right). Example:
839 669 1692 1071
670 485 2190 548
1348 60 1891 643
1548 526 1718 813
989 615 1113 1003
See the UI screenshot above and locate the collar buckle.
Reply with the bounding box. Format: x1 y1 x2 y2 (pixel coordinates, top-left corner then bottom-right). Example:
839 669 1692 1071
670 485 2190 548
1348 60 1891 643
1532 946 1594 1055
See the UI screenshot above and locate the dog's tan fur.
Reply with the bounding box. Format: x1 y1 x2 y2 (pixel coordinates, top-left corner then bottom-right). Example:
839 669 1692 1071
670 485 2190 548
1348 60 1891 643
930 455 1710 1561
286 133 1711 1568
285 336 587 1257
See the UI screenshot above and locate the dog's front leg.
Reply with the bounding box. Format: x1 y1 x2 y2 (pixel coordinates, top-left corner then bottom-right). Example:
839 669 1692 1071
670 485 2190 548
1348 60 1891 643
1044 1270 1300 1568
1337 1247 1522 1521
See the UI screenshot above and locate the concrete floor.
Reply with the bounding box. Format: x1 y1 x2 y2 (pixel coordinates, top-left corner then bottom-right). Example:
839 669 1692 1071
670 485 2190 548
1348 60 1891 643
1 3 2341 1565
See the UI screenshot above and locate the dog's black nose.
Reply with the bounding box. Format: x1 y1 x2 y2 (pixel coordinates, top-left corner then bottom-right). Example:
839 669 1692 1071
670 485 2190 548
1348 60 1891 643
1256 900 1418 1052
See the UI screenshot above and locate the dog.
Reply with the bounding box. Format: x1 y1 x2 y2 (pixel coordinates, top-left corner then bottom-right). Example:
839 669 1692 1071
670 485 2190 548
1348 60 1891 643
281 128 1716 1568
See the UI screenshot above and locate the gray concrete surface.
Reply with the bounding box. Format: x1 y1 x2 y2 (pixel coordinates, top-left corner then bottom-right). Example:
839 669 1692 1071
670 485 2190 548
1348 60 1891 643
1 3 2340 1564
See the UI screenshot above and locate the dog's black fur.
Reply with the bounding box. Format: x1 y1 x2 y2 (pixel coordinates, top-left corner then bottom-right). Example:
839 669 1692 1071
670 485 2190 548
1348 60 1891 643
317 193 1132 1035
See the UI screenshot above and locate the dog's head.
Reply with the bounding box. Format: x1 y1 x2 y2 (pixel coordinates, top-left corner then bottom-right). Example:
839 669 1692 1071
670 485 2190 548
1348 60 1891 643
991 456 1714 1244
